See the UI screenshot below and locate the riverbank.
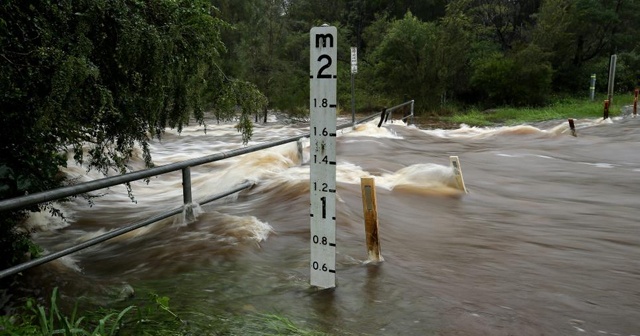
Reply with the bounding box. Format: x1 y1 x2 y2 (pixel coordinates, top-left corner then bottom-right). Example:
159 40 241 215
437 94 636 127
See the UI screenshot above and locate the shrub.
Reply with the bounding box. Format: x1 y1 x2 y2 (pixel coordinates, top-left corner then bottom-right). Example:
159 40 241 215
471 45 553 107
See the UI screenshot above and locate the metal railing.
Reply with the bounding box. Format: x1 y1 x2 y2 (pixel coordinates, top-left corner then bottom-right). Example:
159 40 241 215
0 100 414 279
376 100 415 127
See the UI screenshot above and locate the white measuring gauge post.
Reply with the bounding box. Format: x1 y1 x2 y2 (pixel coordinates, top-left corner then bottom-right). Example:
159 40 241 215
309 25 338 289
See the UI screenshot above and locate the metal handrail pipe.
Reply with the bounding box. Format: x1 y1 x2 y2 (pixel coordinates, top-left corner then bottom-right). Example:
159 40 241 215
340 100 414 128
0 181 254 279
386 99 414 113
0 134 306 213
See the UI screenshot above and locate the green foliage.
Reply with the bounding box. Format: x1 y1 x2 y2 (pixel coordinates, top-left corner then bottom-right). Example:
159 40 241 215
437 1 474 100
1 288 134 336
368 12 441 108
0 288 330 335
213 0 639 117
0 0 266 269
616 51 640 92
0 214 43 272
445 94 631 126
471 45 553 107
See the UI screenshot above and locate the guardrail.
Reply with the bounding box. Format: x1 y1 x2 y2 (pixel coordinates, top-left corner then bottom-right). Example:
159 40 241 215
0 100 414 279
376 100 415 127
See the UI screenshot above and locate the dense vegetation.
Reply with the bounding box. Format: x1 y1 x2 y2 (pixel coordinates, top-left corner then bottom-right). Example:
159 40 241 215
1 0 639 278
0 0 266 272
1 288 327 335
213 0 640 113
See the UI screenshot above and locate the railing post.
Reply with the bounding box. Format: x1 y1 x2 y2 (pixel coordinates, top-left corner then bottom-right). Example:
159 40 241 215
377 108 387 128
297 138 305 165
182 167 194 222
410 100 415 126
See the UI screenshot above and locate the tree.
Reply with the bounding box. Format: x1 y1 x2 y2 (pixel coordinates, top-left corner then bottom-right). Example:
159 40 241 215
530 0 640 91
366 12 442 109
437 0 475 103
455 0 542 51
471 45 553 106
0 0 266 271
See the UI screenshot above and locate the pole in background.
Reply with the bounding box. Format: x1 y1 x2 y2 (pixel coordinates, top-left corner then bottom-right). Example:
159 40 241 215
634 89 638 117
410 100 415 126
351 47 358 127
607 55 617 104
590 74 596 101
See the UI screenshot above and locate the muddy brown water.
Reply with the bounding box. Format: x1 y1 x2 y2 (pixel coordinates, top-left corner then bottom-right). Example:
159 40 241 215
13 114 640 335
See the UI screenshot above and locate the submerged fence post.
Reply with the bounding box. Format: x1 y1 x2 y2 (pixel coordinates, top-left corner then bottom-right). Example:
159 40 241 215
361 177 383 262
590 74 596 101
568 119 577 137
604 100 610 120
182 167 194 222
449 156 468 193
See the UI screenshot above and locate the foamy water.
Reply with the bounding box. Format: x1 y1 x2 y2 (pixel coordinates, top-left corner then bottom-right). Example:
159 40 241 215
19 112 640 335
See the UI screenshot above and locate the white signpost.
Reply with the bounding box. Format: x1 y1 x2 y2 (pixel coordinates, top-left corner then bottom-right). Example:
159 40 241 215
351 47 358 74
309 25 338 289
350 47 357 125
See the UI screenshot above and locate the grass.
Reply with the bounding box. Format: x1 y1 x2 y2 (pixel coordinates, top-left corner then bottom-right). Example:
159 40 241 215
443 93 637 127
0 288 134 336
0 288 331 336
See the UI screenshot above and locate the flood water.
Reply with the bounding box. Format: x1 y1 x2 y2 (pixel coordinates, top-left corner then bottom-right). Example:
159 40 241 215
18 112 640 335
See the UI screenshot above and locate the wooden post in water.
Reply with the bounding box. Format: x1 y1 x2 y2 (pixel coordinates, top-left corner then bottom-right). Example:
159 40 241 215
449 156 468 193
634 89 638 117
604 100 610 120
568 119 576 137
361 177 383 262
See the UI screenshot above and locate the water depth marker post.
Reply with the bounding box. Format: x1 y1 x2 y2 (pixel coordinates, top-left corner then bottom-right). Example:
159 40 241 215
309 25 338 289
450 156 468 193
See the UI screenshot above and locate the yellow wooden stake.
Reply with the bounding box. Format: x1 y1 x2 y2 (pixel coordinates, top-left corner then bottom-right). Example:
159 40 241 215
450 156 468 193
361 177 383 262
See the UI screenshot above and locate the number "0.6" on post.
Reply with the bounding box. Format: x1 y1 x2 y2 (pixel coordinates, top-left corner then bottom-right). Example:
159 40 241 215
312 261 329 272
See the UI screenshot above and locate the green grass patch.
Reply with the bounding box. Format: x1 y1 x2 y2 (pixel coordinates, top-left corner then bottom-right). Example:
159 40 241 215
443 93 636 126
0 287 134 336
1 288 330 336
